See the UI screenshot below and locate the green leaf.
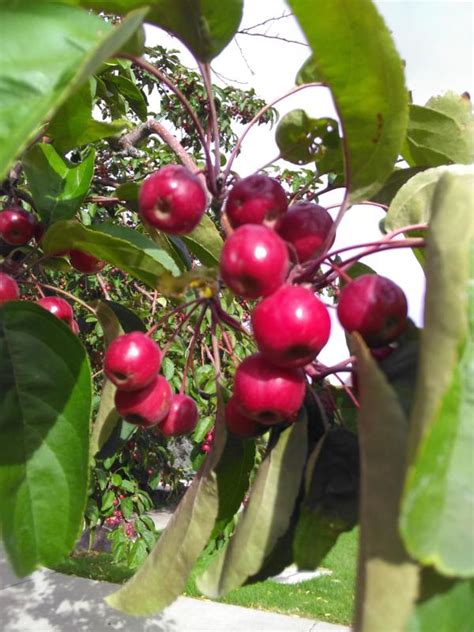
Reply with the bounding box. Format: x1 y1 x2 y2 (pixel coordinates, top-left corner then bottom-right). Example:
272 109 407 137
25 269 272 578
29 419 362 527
102 300 146 334
106 407 228 615
275 110 342 172
288 0 408 202
181 214 223 267
104 74 148 121
197 420 308 598
402 92 474 168
352 334 419 632
78 0 243 62
47 81 130 153
370 167 426 207
43 220 180 288
23 144 95 226
407 570 474 632
295 55 324 85
0 302 92 575
0 2 147 180
293 428 359 570
401 171 474 577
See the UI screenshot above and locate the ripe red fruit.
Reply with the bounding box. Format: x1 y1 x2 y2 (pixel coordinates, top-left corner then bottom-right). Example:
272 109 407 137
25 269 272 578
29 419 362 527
0 207 36 245
233 353 306 425
0 273 20 304
252 285 331 368
37 296 74 323
139 164 207 235
69 250 106 274
158 394 198 437
225 174 288 228
225 396 265 439
70 319 80 335
337 274 408 347
220 224 289 299
276 202 334 262
115 375 172 427
104 332 162 392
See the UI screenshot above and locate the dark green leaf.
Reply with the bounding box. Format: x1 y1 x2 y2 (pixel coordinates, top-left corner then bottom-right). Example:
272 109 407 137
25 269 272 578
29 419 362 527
0 3 147 180
197 419 308 598
104 74 148 121
401 171 474 576
0 302 92 575
288 0 408 202
293 428 359 570
181 214 223 267
47 81 130 153
23 144 95 226
102 301 146 334
353 334 418 632
43 220 180 288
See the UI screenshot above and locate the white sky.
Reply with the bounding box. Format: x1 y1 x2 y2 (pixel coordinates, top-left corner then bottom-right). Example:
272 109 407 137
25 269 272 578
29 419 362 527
145 1 474 367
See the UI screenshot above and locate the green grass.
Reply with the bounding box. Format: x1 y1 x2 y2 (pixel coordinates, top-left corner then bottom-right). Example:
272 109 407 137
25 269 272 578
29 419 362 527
51 528 358 626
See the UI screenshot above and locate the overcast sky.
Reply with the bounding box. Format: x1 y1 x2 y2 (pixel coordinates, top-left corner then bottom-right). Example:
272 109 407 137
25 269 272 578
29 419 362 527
145 1 473 367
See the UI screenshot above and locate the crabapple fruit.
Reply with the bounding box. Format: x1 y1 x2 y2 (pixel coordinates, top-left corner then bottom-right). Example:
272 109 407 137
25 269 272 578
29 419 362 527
220 224 289 299
337 274 408 347
158 394 198 437
225 396 265 439
224 174 288 228
233 353 305 425
104 331 162 391
276 202 334 262
115 375 172 427
0 207 36 245
252 284 331 368
37 296 74 324
0 273 20 304
139 164 207 235
69 250 106 274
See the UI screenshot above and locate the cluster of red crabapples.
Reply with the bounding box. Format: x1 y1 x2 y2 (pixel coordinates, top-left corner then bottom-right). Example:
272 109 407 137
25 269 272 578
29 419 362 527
0 205 107 328
135 164 408 439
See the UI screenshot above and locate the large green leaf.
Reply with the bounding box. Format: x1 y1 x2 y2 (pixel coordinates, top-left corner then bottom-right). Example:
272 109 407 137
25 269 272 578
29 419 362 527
402 92 474 168
23 144 95 226
43 220 180 288
197 420 308 598
287 0 408 202
106 407 228 615
353 335 419 632
69 0 243 61
47 81 130 153
370 167 425 207
293 428 359 570
407 571 474 632
400 171 474 577
0 302 92 576
181 213 223 267
0 2 147 180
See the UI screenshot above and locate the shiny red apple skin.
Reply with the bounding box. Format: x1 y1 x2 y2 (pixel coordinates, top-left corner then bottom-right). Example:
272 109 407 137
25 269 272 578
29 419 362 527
337 274 408 347
115 375 172 427
225 396 265 438
225 174 288 228
159 394 198 437
69 250 106 274
252 285 331 368
37 296 74 323
0 273 20 304
104 332 162 392
220 224 289 299
139 165 207 235
0 207 36 245
233 353 305 425
276 202 334 262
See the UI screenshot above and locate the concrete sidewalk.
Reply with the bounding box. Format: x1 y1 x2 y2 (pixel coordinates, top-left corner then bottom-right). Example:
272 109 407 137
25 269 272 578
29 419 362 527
0 548 350 632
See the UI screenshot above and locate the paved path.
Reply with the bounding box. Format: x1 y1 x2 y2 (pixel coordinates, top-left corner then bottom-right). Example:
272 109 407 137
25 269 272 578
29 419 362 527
0 548 350 632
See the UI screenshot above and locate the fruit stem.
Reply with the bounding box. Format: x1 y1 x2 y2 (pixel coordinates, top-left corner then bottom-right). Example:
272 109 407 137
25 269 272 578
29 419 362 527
223 82 325 183
22 280 97 315
146 297 205 337
179 302 209 394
